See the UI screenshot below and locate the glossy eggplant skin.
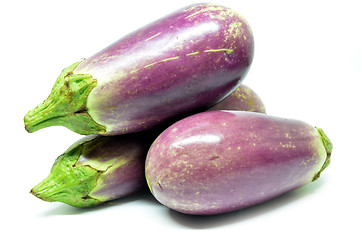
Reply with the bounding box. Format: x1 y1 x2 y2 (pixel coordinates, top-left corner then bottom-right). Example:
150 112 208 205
208 84 265 113
76 3 254 135
145 111 332 215
24 3 254 136
31 132 156 207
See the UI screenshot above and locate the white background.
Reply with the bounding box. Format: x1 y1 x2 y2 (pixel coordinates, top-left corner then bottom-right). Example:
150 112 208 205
1 0 361 238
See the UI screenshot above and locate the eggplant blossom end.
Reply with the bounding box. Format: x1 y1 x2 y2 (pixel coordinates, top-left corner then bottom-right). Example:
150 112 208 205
24 61 106 135
313 127 333 181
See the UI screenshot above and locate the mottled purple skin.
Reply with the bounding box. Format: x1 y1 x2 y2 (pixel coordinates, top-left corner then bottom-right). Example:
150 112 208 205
77 134 153 201
74 3 254 135
89 135 149 201
145 111 329 215
208 84 266 113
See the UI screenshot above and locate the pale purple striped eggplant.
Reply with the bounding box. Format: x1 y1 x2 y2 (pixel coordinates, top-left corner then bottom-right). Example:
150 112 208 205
145 111 332 215
31 132 155 207
24 3 254 136
208 84 265 113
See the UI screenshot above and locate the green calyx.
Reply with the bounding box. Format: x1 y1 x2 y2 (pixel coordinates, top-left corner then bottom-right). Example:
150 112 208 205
313 127 333 181
30 143 104 208
24 61 106 135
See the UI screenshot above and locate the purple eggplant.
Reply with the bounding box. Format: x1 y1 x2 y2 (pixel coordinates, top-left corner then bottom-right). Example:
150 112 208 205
24 3 254 136
145 111 332 215
208 84 265 113
31 132 156 207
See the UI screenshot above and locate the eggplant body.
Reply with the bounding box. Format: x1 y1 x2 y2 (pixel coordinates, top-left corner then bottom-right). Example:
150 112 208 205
24 3 254 135
145 111 332 215
31 133 155 207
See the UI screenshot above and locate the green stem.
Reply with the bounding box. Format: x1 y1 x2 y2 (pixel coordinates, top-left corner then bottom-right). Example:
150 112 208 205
313 127 333 181
24 61 106 135
30 143 103 208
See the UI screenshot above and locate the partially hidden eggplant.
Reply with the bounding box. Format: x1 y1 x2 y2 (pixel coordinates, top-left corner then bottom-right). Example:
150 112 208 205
209 84 265 113
24 3 254 136
145 111 332 215
31 132 155 207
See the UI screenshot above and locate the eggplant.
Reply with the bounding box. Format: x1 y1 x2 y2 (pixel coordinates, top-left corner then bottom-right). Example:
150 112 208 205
31 132 155 207
24 3 254 136
145 111 332 215
209 84 265 113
